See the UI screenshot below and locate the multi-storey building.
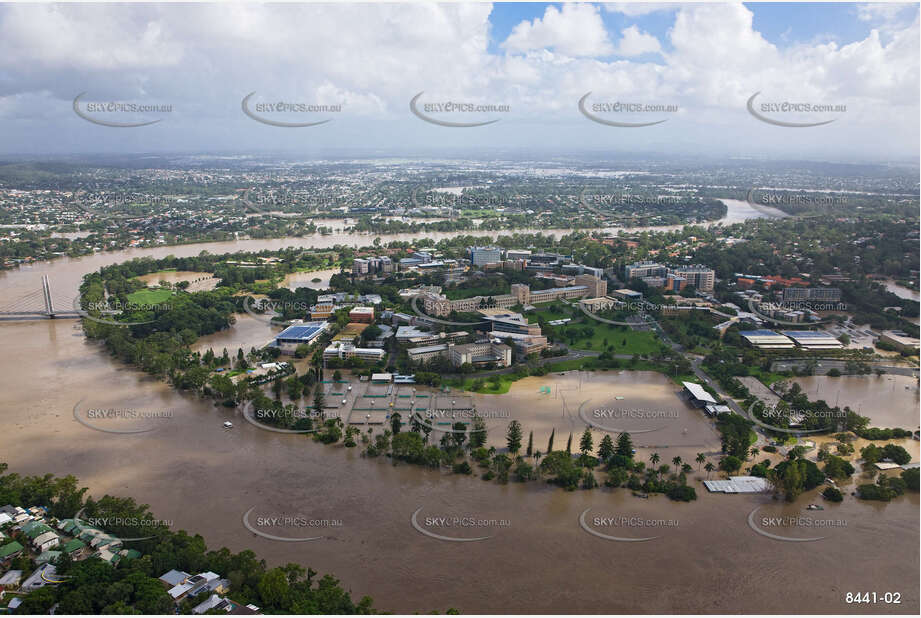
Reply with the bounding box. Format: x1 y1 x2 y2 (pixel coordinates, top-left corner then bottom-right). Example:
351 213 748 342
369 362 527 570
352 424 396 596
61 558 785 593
781 287 842 303
670 265 715 292
348 306 375 323
352 256 393 277
468 246 502 266
574 273 607 297
505 249 532 261
323 341 386 363
625 260 667 280
449 341 512 368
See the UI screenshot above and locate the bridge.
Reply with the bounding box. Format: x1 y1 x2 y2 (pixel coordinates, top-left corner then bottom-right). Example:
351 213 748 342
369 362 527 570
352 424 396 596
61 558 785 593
0 276 82 321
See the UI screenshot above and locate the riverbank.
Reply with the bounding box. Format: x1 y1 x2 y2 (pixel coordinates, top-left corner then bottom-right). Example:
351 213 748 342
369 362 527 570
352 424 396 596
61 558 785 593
0 203 918 613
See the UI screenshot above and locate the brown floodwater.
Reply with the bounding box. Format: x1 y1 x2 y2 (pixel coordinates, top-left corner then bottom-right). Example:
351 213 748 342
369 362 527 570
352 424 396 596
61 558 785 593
790 375 920 430
282 267 340 291
0 227 917 614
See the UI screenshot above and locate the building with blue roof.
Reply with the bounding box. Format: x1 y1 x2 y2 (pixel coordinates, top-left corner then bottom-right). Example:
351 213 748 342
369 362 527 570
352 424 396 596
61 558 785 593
274 322 331 353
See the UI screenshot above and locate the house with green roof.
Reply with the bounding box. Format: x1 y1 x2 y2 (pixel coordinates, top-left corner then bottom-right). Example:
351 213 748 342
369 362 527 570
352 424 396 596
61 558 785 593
0 540 23 562
57 519 79 535
36 550 62 565
95 548 121 565
21 520 50 539
62 538 86 555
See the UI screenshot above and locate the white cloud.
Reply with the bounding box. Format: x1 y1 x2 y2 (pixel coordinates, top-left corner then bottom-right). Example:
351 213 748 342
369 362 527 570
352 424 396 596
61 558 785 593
603 3 682 17
501 3 614 57
0 2 916 160
615 25 662 56
857 2 910 23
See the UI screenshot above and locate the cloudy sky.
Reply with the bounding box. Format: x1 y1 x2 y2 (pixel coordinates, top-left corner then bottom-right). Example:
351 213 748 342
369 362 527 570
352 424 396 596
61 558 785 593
0 2 917 162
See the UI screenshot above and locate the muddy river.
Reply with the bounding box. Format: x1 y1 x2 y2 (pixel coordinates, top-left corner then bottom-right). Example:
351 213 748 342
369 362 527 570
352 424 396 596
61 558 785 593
0 209 917 613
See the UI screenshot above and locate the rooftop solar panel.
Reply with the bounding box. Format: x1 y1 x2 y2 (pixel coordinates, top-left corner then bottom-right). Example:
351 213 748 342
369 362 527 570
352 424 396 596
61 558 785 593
277 323 325 339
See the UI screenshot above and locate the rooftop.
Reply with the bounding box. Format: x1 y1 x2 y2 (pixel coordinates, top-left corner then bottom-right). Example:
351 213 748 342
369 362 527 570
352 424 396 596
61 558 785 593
703 476 771 493
276 322 328 341
682 381 716 404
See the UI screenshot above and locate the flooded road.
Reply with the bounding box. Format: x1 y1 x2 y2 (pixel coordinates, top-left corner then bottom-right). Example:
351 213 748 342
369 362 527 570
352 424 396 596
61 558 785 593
0 204 917 613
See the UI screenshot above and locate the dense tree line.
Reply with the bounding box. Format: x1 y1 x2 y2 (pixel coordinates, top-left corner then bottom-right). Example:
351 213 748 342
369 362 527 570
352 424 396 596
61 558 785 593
0 464 375 614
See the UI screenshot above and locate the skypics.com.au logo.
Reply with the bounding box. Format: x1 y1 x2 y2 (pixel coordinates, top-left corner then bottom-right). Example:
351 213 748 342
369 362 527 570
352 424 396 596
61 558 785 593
408 294 505 326
73 92 172 128
242 506 343 542
241 92 341 127
410 91 510 128
746 298 847 328
72 399 174 435
73 294 173 326
579 188 687 224
577 400 678 434
746 92 846 128
241 401 324 434
747 505 846 542
579 508 678 542
577 297 662 328
409 408 510 435
72 192 173 219
748 403 846 436
578 92 677 128
410 506 510 542
746 187 848 219
72 507 171 543
242 296 312 325
409 185 517 221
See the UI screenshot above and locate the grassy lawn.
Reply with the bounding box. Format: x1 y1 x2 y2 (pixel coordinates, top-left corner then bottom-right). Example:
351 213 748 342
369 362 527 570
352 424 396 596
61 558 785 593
528 303 572 323
747 368 792 386
544 358 591 372
456 373 518 394
558 323 662 355
125 288 174 305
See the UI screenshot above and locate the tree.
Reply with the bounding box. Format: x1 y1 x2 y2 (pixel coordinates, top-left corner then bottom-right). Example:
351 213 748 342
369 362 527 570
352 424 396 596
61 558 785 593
615 432 633 459
469 414 487 449
695 452 706 471
390 412 402 435
312 388 326 418
506 420 523 454
672 455 682 469
823 455 855 480
547 428 555 453
903 467 920 491
704 462 715 478
391 431 425 463
565 432 573 454
579 428 593 456
540 451 581 490
332 369 342 382
526 431 533 457
649 452 660 467
259 568 291 610
598 435 615 463
719 455 742 474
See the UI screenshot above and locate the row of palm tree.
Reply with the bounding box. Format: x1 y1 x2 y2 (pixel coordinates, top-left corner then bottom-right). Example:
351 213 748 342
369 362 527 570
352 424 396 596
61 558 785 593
648 451 716 479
